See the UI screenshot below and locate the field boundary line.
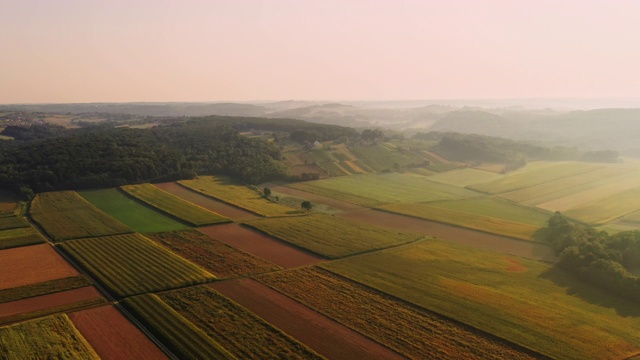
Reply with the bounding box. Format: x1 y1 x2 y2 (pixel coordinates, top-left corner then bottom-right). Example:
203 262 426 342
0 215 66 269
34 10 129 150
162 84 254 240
315 266 553 359
175 182 267 217
115 187 199 227
237 222 331 259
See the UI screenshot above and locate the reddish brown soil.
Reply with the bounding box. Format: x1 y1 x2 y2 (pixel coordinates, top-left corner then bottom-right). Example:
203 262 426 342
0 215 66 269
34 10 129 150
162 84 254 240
211 279 407 360
154 182 259 221
0 287 102 319
340 209 558 262
69 305 168 360
0 244 79 290
266 184 364 211
198 223 324 268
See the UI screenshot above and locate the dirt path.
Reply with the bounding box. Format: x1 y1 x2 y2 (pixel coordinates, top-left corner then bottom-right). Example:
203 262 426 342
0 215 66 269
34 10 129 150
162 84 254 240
0 286 102 319
69 305 168 360
211 278 407 360
154 182 259 221
198 223 325 268
341 209 557 262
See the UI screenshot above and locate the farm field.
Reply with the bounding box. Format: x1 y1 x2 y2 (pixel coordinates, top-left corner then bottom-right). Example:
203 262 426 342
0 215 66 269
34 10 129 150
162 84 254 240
258 267 539 359
349 144 427 172
211 278 403 360
426 167 504 187
59 233 215 298
0 286 105 326
323 239 640 360
0 314 99 360
69 305 168 360
145 229 280 278
469 162 603 194
80 188 188 233
288 172 481 207
0 216 28 230
199 223 325 268
0 190 20 215
378 197 551 240
0 226 45 249
0 276 89 304
120 183 231 226
179 176 297 217
30 191 132 241
563 185 640 224
245 215 421 258
122 293 234 359
160 285 323 360
154 181 258 221
0 244 78 291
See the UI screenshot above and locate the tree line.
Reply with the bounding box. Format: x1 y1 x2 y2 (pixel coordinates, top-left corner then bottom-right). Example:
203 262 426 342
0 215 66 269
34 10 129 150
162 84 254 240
538 213 640 302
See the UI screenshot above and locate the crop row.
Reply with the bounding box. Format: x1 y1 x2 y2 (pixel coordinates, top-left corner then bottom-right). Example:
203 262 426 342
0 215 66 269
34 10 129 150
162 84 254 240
30 191 132 241
60 233 214 298
245 214 421 258
258 267 538 360
122 293 234 359
0 226 45 250
120 184 231 226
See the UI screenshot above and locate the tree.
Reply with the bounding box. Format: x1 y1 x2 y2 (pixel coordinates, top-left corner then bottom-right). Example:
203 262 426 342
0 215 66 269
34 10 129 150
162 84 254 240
301 200 313 211
263 187 271 197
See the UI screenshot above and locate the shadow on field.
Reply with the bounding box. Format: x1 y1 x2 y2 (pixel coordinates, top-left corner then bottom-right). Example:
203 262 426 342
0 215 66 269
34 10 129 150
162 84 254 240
539 267 640 317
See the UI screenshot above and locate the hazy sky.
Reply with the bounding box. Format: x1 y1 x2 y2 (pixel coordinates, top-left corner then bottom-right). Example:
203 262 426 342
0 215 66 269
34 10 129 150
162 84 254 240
1 0 639 103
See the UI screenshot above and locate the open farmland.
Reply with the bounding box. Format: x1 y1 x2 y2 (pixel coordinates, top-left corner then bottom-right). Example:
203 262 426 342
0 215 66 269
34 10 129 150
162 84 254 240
212 278 405 359
427 167 504 187
146 230 280 278
80 188 188 233
160 285 323 360
563 185 640 224
258 267 539 360
323 239 640 360
179 176 297 217
69 305 168 360
59 233 214 298
0 226 45 249
154 182 259 221
0 314 99 360
0 190 20 215
378 197 551 240
245 215 421 258
199 223 325 268
30 191 133 241
469 162 603 194
0 286 105 326
0 216 28 230
0 276 89 304
122 293 234 359
121 183 231 226
349 144 427 172
288 172 480 207
0 244 78 291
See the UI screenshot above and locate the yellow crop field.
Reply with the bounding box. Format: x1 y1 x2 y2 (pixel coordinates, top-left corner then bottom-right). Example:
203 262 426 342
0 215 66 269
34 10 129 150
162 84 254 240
427 168 503 187
563 185 640 224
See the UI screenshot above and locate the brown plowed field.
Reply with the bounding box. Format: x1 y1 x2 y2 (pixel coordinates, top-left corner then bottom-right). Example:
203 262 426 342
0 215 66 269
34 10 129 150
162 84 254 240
0 244 79 290
199 223 324 268
211 279 407 360
69 305 168 360
0 287 102 319
341 209 557 262
154 182 258 221
269 184 364 211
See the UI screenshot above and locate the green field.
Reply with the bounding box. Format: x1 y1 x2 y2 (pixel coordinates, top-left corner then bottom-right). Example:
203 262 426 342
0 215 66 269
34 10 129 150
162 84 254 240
179 176 297 217
80 188 189 233
0 276 90 304
322 239 640 360
0 314 99 360
0 226 46 249
120 184 231 226
469 162 603 194
122 294 234 359
258 267 537 359
0 190 20 216
245 215 421 258
426 167 504 187
288 173 480 207
350 144 427 172
60 233 214 298
0 216 28 231
30 191 133 241
379 197 551 240
160 285 322 359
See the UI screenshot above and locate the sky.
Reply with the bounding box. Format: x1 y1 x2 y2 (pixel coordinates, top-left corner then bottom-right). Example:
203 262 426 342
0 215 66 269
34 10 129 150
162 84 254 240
1 0 639 104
